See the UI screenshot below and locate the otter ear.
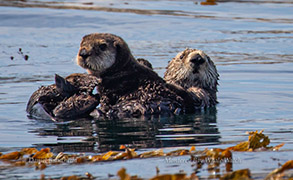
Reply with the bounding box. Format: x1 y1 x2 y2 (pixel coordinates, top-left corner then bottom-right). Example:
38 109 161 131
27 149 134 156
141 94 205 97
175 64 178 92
113 37 131 64
113 39 121 51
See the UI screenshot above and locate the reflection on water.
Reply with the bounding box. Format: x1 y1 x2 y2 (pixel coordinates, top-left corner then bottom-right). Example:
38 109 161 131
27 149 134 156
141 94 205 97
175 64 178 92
31 108 219 152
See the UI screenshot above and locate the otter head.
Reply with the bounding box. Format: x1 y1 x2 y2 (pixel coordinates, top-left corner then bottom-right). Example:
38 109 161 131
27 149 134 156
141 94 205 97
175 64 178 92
164 48 219 92
76 33 133 77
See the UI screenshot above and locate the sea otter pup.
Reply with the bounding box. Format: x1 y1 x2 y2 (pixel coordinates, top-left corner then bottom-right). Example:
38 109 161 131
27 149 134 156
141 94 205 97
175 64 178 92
26 73 100 120
164 48 219 107
76 33 201 118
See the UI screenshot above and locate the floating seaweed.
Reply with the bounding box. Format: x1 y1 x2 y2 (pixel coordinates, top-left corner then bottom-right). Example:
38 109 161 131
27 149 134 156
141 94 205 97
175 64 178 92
0 130 289 179
227 130 284 152
200 0 217 6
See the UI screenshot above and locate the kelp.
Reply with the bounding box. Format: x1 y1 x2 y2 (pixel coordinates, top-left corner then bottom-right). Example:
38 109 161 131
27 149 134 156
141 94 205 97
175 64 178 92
117 167 251 180
191 148 233 174
220 169 251 180
33 148 54 159
40 172 94 180
0 131 284 163
117 167 143 180
227 130 284 152
21 147 38 155
200 0 217 6
265 160 293 180
0 130 289 179
37 165 292 180
0 151 22 160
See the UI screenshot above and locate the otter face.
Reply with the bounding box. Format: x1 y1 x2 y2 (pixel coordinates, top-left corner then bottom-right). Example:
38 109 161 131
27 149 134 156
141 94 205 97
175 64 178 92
76 34 117 76
164 48 219 91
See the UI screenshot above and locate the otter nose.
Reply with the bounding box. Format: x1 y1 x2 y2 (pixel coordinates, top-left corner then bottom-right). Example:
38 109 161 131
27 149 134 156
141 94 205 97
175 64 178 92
79 48 89 59
190 54 205 65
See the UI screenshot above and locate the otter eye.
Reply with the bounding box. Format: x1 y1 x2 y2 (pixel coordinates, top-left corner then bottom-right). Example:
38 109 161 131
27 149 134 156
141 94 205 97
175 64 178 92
180 54 184 59
99 43 107 51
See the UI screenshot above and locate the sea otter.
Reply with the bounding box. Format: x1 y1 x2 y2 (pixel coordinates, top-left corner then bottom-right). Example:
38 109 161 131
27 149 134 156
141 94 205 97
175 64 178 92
27 33 218 120
26 73 100 120
76 33 205 118
164 48 219 107
26 58 154 120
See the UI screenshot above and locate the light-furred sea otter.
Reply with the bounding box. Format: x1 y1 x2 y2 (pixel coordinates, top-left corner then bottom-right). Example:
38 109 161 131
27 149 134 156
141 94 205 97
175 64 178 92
76 33 217 118
164 48 219 107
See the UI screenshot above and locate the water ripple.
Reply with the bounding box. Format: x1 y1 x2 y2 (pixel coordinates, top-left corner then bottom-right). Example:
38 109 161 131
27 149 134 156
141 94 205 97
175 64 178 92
1 0 293 24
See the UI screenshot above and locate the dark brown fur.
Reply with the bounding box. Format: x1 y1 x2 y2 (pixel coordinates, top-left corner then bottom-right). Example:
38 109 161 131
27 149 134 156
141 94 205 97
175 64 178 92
77 33 198 118
26 73 100 120
136 58 153 69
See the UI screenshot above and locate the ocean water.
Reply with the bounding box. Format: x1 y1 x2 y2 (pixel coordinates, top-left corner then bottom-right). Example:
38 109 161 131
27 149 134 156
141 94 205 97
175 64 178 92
0 0 292 179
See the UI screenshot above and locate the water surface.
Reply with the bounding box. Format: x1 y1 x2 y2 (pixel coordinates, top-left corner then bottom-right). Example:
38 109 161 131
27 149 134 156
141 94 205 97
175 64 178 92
0 0 293 179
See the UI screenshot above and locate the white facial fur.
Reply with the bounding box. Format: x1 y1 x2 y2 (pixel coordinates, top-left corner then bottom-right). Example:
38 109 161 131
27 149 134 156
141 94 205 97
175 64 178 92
164 48 218 90
76 39 116 76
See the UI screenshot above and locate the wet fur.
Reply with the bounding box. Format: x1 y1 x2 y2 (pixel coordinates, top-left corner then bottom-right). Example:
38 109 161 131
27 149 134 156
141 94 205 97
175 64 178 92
164 48 219 107
77 33 197 118
77 34 117 76
26 73 100 120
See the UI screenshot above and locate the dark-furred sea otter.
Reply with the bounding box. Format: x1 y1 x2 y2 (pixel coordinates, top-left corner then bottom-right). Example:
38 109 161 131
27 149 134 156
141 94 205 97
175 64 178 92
26 73 100 120
76 33 216 118
26 58 152 120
